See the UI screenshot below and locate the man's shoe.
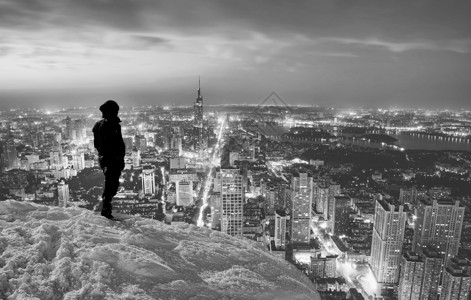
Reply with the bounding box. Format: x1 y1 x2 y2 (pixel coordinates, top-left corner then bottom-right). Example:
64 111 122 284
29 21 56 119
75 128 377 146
101 210 115 220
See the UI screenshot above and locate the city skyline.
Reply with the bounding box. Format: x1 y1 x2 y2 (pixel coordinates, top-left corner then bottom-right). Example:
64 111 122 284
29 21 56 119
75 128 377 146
1 0 471 110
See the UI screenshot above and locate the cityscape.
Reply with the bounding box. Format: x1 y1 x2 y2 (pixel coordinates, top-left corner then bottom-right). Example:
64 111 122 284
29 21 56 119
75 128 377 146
1 83 471 299
2 0 471 299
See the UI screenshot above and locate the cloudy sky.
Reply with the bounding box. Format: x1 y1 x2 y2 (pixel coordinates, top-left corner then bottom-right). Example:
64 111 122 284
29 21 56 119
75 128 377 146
1 0 470 110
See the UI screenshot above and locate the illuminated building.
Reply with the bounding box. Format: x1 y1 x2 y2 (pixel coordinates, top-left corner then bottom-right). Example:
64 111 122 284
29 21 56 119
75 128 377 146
333 196 350 236
131 149 140 167
176 181 193 207
141 166 155 195
209 192 222 230
135 135 147 153
413 199 464 265
314 184 329 220
440 257 471 300
421 246 444 300
57 180 69 208
324 183 340 227
193 78 204 152
123 137 133 152
219 169 244 236
291 173 312 246
310 254 338 279
2 142 19 170
398 252 424 300
164 131 182 156
370 199 407 285
71 152 85 171
399 187 417 205
274 210 287 250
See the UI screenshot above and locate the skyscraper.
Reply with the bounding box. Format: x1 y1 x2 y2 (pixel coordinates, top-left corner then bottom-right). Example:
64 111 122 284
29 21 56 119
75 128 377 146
440 257 471 300
398 252 424 300
142 166 155 195
274 210 287 250
413 199 465 265
220 169 244 236
370 198 407 285
421 246 444 300
193 78 204 152
291 173 312 246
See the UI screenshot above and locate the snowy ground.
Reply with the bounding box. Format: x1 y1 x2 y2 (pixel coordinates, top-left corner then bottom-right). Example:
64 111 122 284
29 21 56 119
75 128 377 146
0 200 320 300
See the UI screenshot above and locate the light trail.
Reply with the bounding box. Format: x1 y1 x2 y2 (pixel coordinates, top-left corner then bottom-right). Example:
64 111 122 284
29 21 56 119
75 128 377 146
197 116 226 227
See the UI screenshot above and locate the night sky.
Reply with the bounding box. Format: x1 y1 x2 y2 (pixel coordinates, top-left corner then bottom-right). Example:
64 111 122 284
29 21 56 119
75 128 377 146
1 0 470 110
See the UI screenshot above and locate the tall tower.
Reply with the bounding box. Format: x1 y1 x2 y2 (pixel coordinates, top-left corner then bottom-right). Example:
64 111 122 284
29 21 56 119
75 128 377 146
142 166 155 196
370 198 407 285
219 169 244 236
413 199 464 265
193 77 204 152
291 173 312 247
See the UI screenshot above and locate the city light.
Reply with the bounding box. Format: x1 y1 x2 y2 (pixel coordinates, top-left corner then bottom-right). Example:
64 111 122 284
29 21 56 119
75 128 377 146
197 115 226 227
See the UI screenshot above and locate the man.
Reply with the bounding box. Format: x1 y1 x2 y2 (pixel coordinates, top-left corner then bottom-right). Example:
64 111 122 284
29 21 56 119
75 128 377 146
93 100 125 219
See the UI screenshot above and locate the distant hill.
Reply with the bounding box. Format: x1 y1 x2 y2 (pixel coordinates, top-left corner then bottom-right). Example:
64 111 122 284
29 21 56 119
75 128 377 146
0 200 320 300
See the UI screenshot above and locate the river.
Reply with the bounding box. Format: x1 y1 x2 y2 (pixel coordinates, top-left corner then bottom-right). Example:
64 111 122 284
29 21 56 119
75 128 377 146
343 134 471 152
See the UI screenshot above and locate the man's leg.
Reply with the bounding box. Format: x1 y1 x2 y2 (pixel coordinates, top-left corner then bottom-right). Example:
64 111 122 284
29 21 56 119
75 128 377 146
102 165 122 218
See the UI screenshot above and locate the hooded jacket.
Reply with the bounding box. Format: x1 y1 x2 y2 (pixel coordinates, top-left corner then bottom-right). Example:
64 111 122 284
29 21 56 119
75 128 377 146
92 115 125 165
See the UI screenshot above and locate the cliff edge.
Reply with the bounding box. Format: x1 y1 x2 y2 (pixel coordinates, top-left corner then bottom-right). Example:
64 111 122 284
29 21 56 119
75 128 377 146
0 200 319 300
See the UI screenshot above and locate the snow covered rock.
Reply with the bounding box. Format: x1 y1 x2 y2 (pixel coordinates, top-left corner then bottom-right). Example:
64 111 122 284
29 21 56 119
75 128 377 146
0 200 320 300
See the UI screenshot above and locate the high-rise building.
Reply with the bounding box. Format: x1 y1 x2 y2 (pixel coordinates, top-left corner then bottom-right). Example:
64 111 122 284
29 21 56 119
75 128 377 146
370 199 407 285
57 180 69 208
421 246 444 300
413 199 464 265
176 181 193 207
333 196 350 236
219 169 244 236
274 210 287 250
291 173 312 246
209 192 222 230
193 78 204 152
440 257 471 300
399 187 417 205
141 166 155 195
71 152 85 171
398 252 424 300
314 184 329 219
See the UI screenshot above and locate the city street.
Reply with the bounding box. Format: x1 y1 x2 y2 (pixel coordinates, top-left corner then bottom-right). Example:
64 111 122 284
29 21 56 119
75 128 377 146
311 223 380 299
197 116 226 227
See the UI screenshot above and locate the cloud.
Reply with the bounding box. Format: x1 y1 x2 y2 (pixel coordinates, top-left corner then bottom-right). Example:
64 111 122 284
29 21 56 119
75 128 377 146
323 38 471 54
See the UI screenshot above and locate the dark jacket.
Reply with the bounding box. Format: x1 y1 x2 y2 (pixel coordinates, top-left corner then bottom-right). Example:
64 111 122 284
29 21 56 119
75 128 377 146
93 116 125 168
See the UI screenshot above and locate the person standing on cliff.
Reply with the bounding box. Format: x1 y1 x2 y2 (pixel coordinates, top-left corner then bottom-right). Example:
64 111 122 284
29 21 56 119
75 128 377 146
92 100 125 219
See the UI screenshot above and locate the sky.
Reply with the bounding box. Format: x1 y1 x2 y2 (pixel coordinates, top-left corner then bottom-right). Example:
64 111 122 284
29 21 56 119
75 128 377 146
1 0 470 110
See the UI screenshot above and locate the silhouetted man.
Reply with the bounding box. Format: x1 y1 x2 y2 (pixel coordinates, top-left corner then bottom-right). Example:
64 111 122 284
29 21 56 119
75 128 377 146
93 100 125 219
